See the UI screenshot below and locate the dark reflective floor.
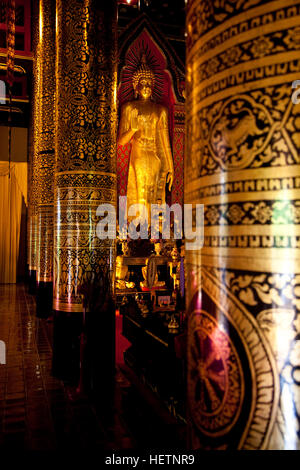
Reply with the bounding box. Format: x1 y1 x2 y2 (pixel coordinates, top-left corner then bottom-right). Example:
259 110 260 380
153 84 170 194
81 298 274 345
0 284 185 450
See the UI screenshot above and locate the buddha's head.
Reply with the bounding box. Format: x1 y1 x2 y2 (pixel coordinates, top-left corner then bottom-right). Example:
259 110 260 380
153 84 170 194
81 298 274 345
132 56 155 100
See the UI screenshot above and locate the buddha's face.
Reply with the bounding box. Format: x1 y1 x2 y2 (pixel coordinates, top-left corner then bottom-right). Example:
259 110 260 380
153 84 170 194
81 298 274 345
137 78 153 100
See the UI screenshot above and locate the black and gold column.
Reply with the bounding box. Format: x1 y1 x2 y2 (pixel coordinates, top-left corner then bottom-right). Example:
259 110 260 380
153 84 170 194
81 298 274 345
36 0 55 317
53 0 117 381
27 109 36 294
186 0 300 450
27 0 40 295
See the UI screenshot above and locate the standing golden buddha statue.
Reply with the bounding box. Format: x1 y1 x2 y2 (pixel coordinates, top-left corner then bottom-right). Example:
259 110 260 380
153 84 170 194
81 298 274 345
118 57 174 216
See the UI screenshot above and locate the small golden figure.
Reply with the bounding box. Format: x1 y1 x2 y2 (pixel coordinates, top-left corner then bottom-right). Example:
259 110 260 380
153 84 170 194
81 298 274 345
140 255 165 291
118 56 174 218
115 255 135 290
168 313 179 333
154 241 162 256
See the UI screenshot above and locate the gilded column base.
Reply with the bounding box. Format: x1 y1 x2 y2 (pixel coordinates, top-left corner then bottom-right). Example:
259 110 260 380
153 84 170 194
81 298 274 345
36 281 53 319
36 204 54 318
28 211 38 294
28 269 37 295
52 310 82 384
52 304 115 402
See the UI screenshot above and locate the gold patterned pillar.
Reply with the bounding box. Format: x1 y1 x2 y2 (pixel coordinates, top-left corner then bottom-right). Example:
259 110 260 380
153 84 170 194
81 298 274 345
172 103 185 207
186 0 300 450
36 0 55 317
54 0 117 309
27 0 40 294
27 105 35 293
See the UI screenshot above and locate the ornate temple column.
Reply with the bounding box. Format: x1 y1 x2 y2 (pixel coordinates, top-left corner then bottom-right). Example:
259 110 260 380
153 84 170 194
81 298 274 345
27 0 40 294
172 104 185 207
36 0 55 317
185 0 300 450
27 112 36 293
53 0 117 381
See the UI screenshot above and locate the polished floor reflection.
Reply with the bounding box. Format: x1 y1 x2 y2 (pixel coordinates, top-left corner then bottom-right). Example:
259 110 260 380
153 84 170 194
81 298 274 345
0 284 185 450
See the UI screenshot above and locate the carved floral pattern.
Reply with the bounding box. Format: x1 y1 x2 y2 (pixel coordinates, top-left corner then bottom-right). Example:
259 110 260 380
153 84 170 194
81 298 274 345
220 46 242 67
251 36 273 58
187 0 268 51
197 27 300 82
284 27 300 49
226 204 245 225
204 200 300 226
221 271 300 311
